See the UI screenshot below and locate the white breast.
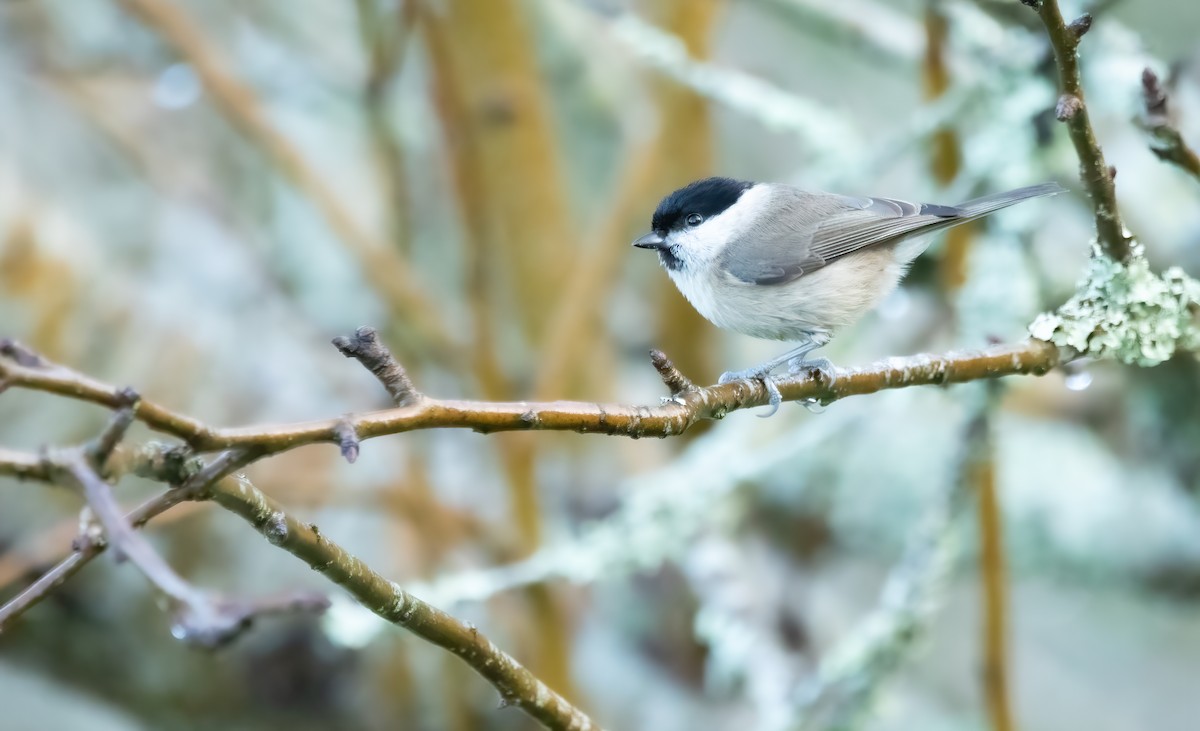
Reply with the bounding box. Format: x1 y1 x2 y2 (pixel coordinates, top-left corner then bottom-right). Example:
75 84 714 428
668 247 908 342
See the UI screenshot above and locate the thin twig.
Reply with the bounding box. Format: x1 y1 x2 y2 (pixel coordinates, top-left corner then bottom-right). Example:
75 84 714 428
0 338 44 367
649 349 696 397
207 475 602 731
59 452 324 647
0 448 257 631
332 327 422 407
1 338 1069 452
1027 0 1130 261
1139 68 1200 183
86 392 139 470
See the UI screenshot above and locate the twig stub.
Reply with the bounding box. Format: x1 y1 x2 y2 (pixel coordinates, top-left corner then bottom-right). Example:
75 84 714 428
89 399 140 470
332 326 422 407
335 419 361 464
173 591 331 650
1142 68 1169 119
1067 13 1093 40
1138 68 1200 182
0 339 45 367
649 349 696 396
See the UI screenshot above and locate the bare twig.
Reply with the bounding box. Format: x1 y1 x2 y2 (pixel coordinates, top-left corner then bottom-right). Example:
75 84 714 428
86 392 139 470
2 442 591 730
1027 1 1130 261
649 349 696 397
0 448 257 631
0 488 176 632
332 326 422 407
0 338 44 367
206 475 602 731
60 451 325 647
1139 68 1200 183
1 337 1069 453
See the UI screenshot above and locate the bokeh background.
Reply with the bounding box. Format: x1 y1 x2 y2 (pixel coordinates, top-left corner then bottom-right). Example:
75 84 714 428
3 0 1200 729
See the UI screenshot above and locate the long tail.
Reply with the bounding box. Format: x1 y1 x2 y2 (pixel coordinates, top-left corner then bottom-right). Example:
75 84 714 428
955 182 1066 218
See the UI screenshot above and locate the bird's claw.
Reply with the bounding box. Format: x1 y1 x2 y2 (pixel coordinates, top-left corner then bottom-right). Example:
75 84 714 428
719 368 783 417
788 357 837 388
758 378 783 417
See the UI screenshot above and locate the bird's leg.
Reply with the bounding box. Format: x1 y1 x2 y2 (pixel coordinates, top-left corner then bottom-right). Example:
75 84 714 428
718 333 824 417
785 330 836 387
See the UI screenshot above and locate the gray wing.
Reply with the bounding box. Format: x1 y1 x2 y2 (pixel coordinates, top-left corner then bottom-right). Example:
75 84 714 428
720 182 1062 286
720 187 961 286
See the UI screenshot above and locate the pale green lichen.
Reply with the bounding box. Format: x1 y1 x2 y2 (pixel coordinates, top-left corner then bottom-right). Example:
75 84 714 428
1028 241 1200 366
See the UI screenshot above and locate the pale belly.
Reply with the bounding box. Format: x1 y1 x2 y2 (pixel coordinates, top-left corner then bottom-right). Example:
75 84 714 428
668 249 907 342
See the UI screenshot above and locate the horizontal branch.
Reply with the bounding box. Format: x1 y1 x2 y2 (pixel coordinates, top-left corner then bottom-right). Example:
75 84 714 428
1 339 1068 455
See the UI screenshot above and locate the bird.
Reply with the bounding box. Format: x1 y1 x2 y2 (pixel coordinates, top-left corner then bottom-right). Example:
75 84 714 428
632 176 1063 416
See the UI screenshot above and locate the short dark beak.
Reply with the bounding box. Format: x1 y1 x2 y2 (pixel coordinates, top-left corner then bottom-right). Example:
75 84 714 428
632 232 666 250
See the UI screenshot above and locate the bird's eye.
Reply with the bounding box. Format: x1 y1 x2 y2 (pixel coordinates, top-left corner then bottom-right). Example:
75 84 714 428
686 213 704 227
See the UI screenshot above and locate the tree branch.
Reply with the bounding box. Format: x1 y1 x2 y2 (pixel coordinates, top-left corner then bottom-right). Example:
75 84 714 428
1027 0 1130 262
207 475 602 731
0 447 258 631
332 326 422 407
0 337 1069 455
2 443 603 730
61 451 328 647
1139 68 1200 184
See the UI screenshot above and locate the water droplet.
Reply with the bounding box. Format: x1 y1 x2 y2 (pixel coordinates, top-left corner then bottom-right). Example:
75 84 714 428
153 63 202 110
801 399 826 414
1064 370 1093 391
170 623 188 640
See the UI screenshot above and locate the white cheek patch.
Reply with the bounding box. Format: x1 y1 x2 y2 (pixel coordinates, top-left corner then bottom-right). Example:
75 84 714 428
670 184 772 265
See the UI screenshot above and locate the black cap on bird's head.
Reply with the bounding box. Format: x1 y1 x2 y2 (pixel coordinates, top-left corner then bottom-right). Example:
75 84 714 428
632 177 754 252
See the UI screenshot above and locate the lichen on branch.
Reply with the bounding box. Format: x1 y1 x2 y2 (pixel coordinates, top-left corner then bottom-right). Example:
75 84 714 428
1029 243 1200 365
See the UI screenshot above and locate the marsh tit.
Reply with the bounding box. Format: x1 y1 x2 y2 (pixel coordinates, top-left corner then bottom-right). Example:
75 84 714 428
633 177 1063 415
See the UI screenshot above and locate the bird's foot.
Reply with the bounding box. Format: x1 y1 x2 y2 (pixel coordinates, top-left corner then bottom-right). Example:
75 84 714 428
719 367 783 417
788 357 837 388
